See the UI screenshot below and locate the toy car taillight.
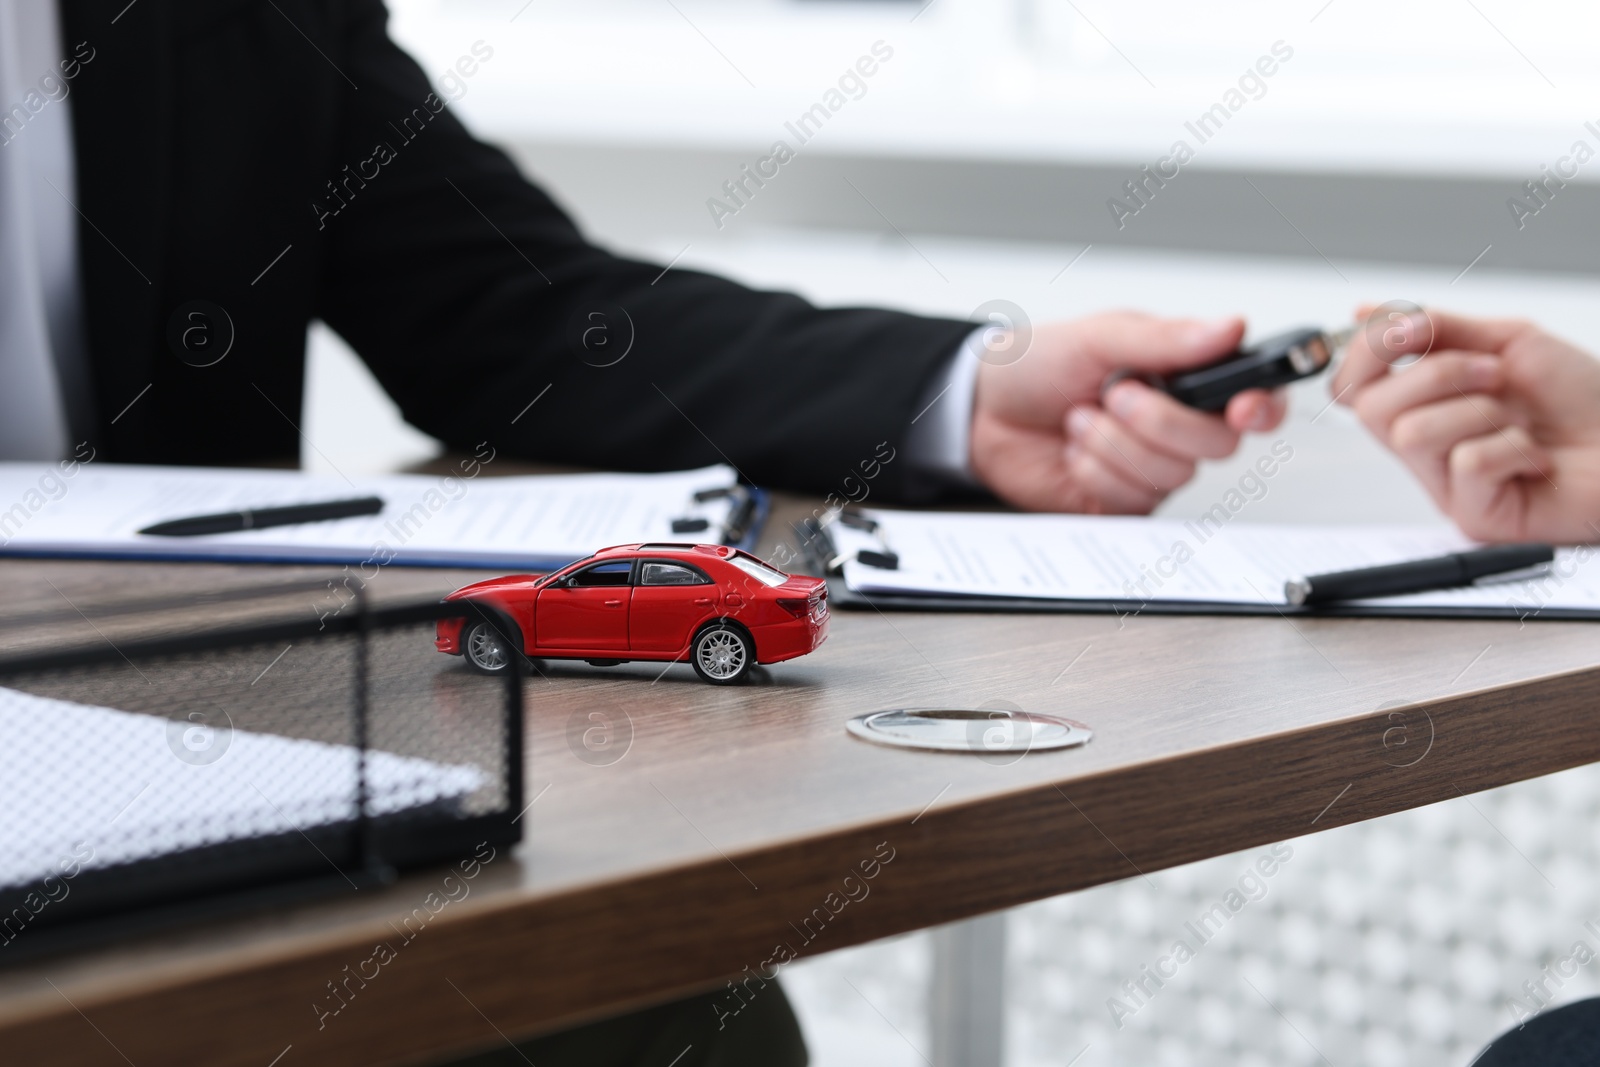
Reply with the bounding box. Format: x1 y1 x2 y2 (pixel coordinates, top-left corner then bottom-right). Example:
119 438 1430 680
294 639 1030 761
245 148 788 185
776 597 810 618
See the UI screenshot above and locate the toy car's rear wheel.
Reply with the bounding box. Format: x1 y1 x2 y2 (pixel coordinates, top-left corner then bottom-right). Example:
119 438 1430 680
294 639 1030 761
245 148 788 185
691 624 753 685
462 619 516 675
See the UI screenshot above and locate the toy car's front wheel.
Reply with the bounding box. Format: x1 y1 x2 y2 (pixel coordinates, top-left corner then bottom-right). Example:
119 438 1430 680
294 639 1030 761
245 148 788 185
462 619 516 675
691 624 753 685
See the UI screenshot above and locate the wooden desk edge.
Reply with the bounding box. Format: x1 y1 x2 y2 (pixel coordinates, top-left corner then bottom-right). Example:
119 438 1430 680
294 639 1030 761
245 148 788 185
5 660 1598 1066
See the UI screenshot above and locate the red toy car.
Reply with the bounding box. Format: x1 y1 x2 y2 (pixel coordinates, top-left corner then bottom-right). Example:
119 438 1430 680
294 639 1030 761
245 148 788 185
435 544 829 684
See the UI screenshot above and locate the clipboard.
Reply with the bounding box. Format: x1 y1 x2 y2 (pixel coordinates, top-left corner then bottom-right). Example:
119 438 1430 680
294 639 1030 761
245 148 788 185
795 514 1600 622
0 462 768 572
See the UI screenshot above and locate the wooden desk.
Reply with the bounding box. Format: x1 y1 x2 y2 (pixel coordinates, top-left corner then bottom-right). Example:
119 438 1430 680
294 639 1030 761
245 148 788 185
2 494 1598 1066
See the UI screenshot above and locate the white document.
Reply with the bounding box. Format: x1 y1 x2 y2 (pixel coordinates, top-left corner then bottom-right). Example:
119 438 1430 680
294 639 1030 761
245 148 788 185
838 510 1600 612
0 462 740 569
0 687 484 890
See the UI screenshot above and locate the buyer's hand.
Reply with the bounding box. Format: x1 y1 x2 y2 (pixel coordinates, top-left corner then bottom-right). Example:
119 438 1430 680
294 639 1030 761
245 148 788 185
1334 308 1600 543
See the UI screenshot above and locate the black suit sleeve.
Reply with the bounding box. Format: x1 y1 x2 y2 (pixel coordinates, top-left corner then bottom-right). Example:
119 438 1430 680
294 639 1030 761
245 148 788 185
314 1 973 499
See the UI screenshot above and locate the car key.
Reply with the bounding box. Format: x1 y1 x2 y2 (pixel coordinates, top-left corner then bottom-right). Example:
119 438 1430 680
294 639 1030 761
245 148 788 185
1106 325 1353 413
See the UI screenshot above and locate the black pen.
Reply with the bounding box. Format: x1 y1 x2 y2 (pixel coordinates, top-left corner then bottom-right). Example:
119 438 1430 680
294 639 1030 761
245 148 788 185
1285 543 1555 606
138 496 385 537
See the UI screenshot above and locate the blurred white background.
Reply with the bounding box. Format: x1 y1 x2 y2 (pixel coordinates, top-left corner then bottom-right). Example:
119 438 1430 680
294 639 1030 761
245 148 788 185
299 3 1600 1064
386 0 1600 173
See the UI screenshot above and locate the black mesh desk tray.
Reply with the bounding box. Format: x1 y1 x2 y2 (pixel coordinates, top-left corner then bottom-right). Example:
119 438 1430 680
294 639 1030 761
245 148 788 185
0 597 523 962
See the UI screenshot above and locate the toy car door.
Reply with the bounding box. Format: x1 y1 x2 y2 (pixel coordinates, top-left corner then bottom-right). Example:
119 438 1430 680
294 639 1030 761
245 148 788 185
535 560 633 651
629 560 718 653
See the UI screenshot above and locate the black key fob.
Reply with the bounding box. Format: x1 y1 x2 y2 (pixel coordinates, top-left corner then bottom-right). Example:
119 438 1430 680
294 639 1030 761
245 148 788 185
1106 327 1335 413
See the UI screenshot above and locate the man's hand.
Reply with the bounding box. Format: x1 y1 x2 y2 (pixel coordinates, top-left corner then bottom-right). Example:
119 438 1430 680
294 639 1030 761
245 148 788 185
970 311 1286 512
1333 308 1600 543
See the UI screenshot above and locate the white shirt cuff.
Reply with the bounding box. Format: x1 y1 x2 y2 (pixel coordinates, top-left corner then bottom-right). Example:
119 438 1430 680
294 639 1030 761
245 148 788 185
903 327 985 488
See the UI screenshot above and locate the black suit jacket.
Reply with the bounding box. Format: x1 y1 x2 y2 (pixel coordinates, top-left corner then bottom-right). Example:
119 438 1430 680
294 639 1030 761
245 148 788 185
58 0 972 498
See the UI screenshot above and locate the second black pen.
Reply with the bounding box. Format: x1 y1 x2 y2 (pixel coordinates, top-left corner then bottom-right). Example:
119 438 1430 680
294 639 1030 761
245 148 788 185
1285 543 1555 606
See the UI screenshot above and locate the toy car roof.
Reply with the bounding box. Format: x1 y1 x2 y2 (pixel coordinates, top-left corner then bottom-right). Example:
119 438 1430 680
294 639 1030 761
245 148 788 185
597 543 734 557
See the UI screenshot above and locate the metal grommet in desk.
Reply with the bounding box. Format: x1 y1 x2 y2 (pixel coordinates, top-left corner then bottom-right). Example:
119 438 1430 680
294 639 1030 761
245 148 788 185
846 707 1092 754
